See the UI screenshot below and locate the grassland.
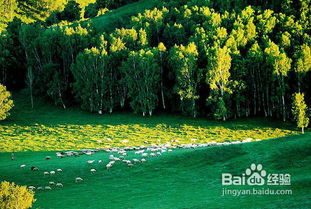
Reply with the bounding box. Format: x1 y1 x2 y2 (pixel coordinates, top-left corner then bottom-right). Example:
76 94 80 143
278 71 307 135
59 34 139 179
85 0 160 32
0 133 310 209
0 91 298 152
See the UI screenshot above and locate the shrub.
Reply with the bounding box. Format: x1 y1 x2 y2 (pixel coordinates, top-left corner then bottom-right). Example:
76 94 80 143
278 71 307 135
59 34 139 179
0 84 14 120
0 181 35 209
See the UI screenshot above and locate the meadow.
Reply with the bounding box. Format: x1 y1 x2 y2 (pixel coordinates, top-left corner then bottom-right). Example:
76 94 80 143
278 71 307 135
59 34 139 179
0 91 298 152
0 133 310 209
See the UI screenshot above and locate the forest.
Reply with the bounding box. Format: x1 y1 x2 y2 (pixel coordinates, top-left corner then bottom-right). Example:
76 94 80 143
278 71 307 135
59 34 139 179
0 0 310 121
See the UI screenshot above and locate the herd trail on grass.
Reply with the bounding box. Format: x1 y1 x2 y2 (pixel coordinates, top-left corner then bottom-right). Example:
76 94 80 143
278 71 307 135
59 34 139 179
20 138 257 191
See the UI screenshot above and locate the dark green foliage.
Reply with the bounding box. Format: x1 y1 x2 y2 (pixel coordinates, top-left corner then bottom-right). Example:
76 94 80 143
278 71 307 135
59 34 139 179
0 0 310 122
84 3 98 18
59 0 81 22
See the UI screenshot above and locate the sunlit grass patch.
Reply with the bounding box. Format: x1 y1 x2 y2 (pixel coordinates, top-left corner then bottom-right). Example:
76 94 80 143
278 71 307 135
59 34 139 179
0 91 299 152
0 121 297 152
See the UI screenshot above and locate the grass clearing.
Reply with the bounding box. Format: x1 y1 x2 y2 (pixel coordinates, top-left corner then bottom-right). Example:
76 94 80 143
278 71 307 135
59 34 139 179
0 91 298 152
85 0 160 32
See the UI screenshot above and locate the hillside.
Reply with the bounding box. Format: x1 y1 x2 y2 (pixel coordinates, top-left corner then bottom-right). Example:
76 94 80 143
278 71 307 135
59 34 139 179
0 133 310 208
89 0 160 32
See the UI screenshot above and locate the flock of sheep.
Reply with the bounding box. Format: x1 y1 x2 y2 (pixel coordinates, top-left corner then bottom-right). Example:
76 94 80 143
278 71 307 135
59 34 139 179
19 138 255 191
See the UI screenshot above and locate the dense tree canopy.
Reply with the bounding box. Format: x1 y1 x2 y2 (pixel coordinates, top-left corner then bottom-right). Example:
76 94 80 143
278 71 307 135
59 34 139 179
0 0 310 126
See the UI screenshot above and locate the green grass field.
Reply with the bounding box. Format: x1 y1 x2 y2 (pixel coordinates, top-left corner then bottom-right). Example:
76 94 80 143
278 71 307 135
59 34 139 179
83 0 160 32
0 91 298 152
0 92 310 209
0 134 310 209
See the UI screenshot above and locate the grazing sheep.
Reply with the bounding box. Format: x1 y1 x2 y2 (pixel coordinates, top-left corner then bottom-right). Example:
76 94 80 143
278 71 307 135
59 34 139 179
75 177 83 183
109 155 114 160
123 160 131 164
133 159 140 163
119 156 125 160
90 168 96 173
98 160 102 163
20 164 26 168
56 152 65 158
45 186 52 190
106 163 112 169
106 138 112 141
168 149 173 152
113 157 120 161
122 152 127 156
28 186 35 190
141 159 146 162
87 160 95 164
128 163 134 167
44 171 49 175
150 153 156 157
37 187 43 190
49 181 55 185
142 153 148 157
45 156 51 160
31 166 39 171
56 183 63 187
56 168 62 172
156 152 161 155
50 171 55 175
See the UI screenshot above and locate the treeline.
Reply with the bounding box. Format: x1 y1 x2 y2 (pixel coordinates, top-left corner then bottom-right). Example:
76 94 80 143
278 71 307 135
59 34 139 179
0 0 310 121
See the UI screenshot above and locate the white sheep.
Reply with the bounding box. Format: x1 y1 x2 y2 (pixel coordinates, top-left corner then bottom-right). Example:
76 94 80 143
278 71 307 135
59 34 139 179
98 160 102 163
28 186 35 190
87 160 95 164
90 168 96 173
141 159 146 162
37 187 43 190
133 159 140 163
142 153 148 157
75 177 83 182
106 164 112 169
50 171 55 175
44 171 49 175
150 153 156 157
20 164 26 168
168 149 173 152
56 168 62 172
109 155 114 160
45 186 52 190
56 183 63 187
49 181 55 185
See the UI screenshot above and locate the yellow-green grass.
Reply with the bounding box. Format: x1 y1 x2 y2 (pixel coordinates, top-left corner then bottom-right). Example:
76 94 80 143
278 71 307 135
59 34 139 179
0 90 298 152
90 0 160 32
